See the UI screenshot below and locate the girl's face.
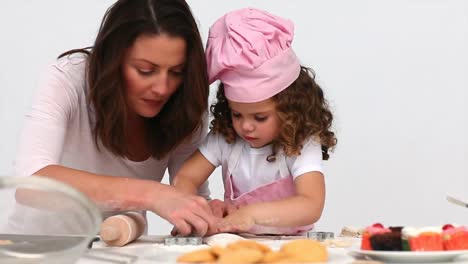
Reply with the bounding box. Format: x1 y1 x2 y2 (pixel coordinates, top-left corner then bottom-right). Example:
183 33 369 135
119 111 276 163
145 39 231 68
228 98 281 148
122 33 186 119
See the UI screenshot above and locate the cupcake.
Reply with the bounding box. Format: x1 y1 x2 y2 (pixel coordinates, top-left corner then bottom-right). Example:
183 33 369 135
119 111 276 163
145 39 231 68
361 223 390 250
442 224 468 250
402 226 443 251
370 226 403 251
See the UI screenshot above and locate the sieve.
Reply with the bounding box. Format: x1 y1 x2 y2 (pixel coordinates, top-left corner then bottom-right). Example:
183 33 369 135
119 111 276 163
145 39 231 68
0 176 102 263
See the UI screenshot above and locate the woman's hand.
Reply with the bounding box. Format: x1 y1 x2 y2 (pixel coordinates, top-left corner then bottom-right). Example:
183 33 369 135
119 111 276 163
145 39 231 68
170 199 236 236
152 185 218 236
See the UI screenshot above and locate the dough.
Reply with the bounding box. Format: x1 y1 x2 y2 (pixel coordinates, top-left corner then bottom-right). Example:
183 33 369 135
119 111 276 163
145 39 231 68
203 233 246 247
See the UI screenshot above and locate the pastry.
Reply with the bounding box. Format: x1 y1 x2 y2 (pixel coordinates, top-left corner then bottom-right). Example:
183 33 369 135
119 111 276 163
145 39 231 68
361 223 391 250
203 233 246 247
442 224 468 250
402 226 443 251
370 226 403 251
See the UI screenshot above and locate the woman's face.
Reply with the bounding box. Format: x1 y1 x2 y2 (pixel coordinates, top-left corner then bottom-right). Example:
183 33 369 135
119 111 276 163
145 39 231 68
122 33 186 118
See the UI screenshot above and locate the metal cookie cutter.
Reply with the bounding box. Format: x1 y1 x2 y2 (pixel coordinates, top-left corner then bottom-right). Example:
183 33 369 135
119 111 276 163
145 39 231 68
164 237 203 246
307 231 334 241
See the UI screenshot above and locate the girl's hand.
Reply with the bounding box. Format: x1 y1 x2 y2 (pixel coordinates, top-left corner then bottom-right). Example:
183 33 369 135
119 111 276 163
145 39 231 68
209 199 237 218
217 206 256 233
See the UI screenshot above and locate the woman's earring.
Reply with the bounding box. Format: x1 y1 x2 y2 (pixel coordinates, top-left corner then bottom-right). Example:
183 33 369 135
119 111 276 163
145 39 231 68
266 154 276 162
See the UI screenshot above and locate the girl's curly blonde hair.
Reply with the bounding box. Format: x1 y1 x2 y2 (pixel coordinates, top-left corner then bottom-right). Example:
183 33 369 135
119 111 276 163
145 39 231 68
210 66 337 160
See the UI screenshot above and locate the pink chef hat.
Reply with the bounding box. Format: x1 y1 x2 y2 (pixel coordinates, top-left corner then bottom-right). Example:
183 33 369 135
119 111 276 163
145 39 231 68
206 8 301 103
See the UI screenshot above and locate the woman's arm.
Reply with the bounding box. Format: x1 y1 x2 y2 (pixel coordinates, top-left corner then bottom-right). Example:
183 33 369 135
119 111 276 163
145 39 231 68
35 165 177 211
219 171 325 230
35 165 216 235
172 150 216 195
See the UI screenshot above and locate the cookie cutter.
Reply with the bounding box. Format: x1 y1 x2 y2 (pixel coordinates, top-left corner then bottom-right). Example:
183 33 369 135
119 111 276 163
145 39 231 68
163 237 202 246
306 231 334 241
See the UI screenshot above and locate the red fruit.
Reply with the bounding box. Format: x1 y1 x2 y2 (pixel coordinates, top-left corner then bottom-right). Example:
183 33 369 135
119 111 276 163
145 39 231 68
372 223 384 228
443 224 454 231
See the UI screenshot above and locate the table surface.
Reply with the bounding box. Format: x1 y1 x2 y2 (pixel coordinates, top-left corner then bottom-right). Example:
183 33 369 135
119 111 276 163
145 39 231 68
77 235 468 264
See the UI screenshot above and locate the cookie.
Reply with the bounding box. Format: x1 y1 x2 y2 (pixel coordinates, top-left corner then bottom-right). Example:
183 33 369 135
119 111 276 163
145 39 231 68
210 246 228 257
280 239 328 262
260 251 287 263
176 248 216 263
226 239 272 253
217 247 263 264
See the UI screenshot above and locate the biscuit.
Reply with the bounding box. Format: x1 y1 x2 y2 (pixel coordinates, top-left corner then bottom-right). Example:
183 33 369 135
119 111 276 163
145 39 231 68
176 248 216 263
275 256 310 263
280 239 328 262
210 246 228 257
260 251 287 263
226 239 272 253
217 247 264 264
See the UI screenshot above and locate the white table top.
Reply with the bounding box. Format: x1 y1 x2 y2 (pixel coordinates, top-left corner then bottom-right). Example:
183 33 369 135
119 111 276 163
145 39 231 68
77 235 468 264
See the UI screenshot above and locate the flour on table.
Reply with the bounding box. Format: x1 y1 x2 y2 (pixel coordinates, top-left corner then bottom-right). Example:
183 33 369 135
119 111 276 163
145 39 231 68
153 244 209 252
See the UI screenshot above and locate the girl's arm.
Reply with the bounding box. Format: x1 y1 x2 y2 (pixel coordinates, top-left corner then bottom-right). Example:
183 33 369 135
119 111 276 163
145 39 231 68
172 150 216 195
168 114 211 199
219 171 325 230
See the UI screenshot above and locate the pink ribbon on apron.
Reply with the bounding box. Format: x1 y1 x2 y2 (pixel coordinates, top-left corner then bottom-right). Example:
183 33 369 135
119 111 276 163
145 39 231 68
222 140 314 235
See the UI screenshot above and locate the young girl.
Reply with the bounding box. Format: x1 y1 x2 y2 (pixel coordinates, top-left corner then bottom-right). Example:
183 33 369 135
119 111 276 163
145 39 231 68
174 8 337 235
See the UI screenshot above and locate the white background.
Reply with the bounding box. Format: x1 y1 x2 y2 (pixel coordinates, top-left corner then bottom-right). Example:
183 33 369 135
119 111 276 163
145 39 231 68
1 0 467 234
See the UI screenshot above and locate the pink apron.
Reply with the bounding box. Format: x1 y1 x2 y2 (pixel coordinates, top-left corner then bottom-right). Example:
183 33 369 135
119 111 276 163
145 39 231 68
223 141 314 235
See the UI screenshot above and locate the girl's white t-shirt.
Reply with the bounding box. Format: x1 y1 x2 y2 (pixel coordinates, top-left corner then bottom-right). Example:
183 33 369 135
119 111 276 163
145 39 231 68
14 54 210 196
199 131 323 195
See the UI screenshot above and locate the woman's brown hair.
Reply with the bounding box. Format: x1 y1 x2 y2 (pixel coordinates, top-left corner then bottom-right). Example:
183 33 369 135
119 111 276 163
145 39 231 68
210 66 336 160
59 0 209 159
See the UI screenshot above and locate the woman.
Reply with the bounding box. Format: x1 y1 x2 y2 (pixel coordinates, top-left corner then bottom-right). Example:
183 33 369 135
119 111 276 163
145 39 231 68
14 0 216 236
